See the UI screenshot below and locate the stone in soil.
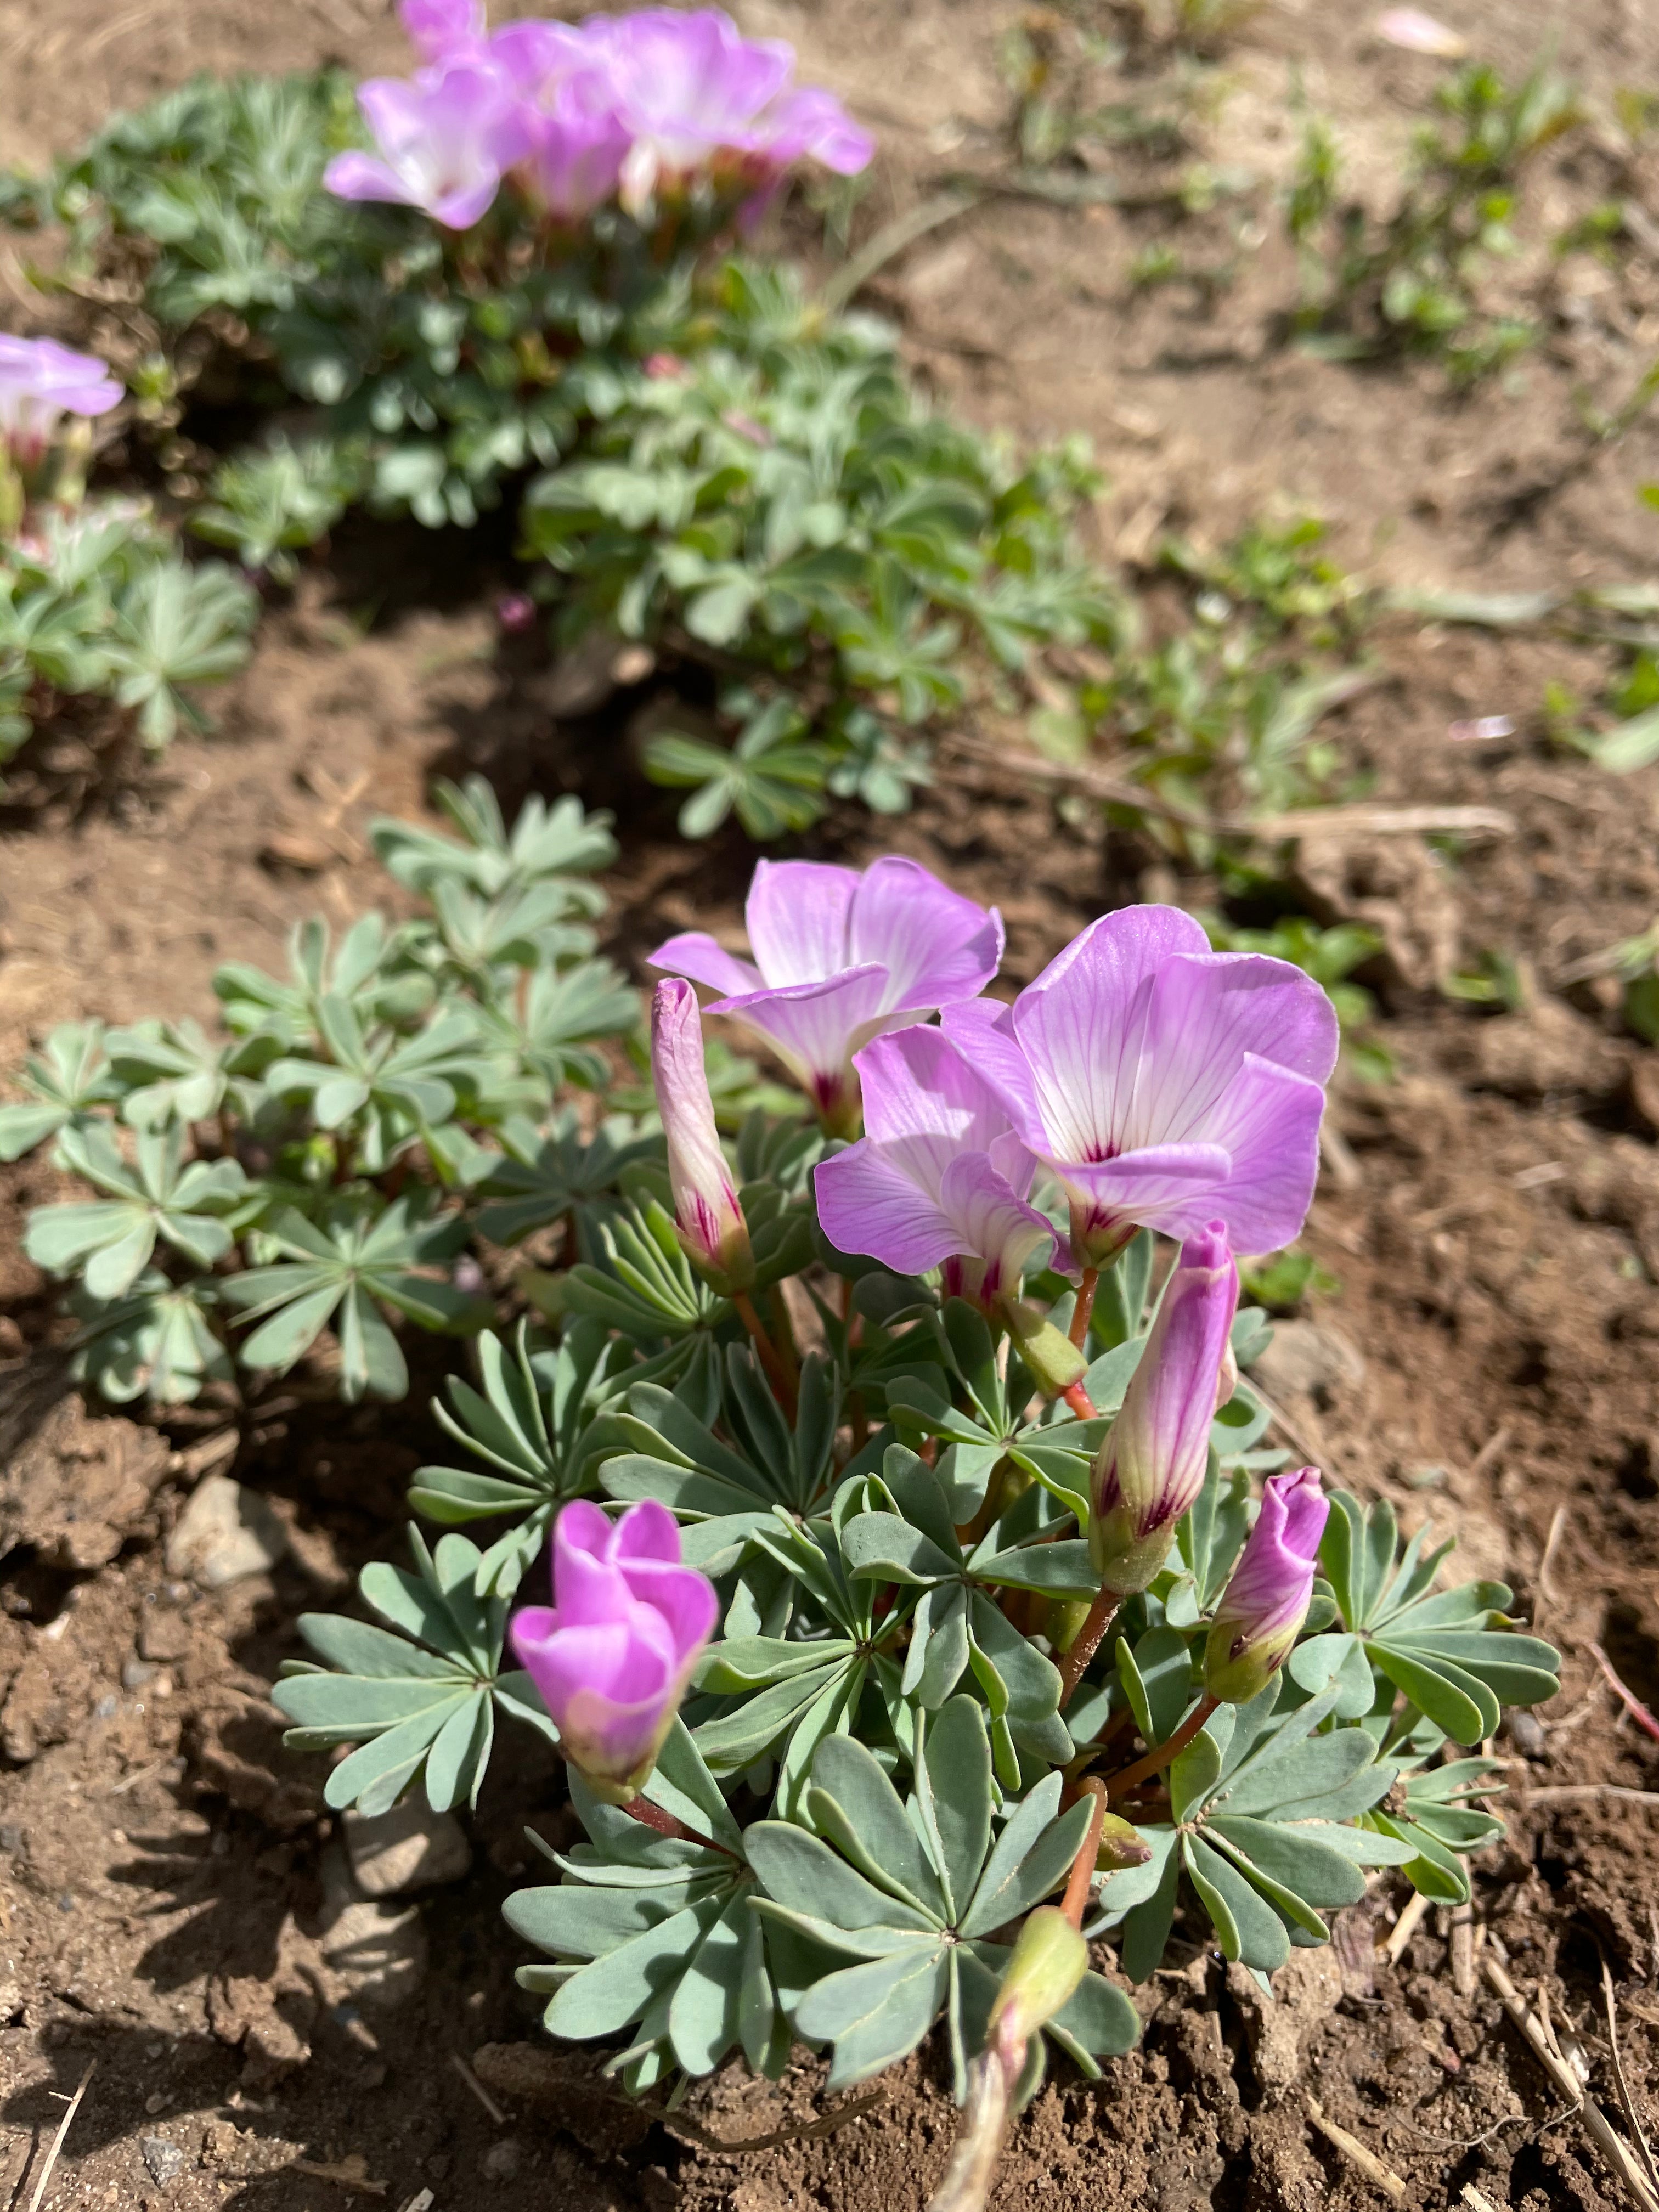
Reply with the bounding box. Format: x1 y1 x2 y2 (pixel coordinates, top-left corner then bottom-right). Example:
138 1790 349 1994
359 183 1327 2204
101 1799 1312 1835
1247 1318 1366 1406
164 1475 288 1589
140 2137 188 2187
318 1845 428 2011
344 1800 472 1896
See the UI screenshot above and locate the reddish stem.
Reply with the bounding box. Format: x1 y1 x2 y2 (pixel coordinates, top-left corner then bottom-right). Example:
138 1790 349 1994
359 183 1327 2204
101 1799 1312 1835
1061 1779 1108 1929
1104 1693 1221 1803
1589 1641 1659 1745
734 1291 798 1419
620 1793 738 1860
1057 1587 1122 1710
1068 1269 1099 1351
1062 1381 1098 1422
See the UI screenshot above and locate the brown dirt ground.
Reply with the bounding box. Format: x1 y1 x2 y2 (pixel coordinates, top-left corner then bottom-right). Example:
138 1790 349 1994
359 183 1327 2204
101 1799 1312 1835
9 1 1659 2208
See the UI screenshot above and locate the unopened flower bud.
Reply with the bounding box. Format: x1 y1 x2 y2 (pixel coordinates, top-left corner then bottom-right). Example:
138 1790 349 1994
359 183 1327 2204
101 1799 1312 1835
1094 1814 1154 1872
1203 1466 1329 1704
510 1500 718 1804
997 1295 1087 1399
1088 1222 1238 1595
987 1908 1087 2078
651 979 754 1295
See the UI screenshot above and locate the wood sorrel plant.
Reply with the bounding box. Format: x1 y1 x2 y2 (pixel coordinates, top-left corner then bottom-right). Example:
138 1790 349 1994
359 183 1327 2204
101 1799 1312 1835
0 335 256 803
116 848 1554 2204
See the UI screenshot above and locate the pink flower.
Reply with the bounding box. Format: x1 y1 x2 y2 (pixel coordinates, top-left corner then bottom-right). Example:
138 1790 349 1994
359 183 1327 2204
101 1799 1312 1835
1204 1467 1329 1701
942 905 1338 1266
1088 1222 1239 1595
495 590 537 634
1374 8 1468 57
510 1499 719 1803
399 0 486 64
324 63 532 229
0 336 122 469
585 8 872 213
651 978 753 1294
651 856 1004 1136
813 1023 1058 1310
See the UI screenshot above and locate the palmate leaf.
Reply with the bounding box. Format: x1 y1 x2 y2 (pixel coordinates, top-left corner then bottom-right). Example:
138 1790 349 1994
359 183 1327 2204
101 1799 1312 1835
25 1120 245 1299
69 1268 233 1406
221 1191 491 1402
0 1020 122 1160
475 957 639 1092
565 1197 726 1341
371 776 616 905
212 911 433 1048
506 1723 797 2092
1098 1681 1411 1978
747 1702 1138 2095
839 1446 1080 1785
105 556 257 748
473 1109 661 1252
1321 1491 1561 1745
408 1319 635 1596
273 1527 557 1815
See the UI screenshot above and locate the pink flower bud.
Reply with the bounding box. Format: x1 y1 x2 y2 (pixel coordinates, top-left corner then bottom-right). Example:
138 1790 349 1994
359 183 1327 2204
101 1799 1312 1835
495 590 537 634
1204 1467 1329 1702
509 1499 719 1802
651 978 754 1294
1088 1222 1239 1595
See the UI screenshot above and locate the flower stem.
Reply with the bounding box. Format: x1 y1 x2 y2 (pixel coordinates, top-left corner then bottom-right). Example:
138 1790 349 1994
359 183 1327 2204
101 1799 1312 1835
1068 1269 1099 1351
733 1290 798 1418
1104 1693 1221 1803
1056 1587 1122 1709
619 1793 738 1860
1060 1778 1108 1929
1061 1380 1097 1421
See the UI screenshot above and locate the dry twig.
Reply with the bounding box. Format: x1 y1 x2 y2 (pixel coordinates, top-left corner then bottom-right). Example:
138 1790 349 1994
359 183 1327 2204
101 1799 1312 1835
1306 2096 1407 2202
1517 1785 1659 1809
289 2157 388 2197
1537 1504 1567 1610
1383 1889 1432 1965
24 2062 95 2212
1483 1953 1659 2212
659 2090 884 2155
1602 1957 1659 2202
450 2052 509 2126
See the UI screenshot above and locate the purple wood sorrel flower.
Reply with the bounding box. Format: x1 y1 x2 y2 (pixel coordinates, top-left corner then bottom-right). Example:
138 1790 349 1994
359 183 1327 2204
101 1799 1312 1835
651 857 1004 1137
941 905 1338 1266
324 63 532 228
398 0 485 64
812 1024 1058 1308
1204 1466 1330 1702
1088 1222 1239 1595
510 1499 719 1803
587 7 872 213
0 337 122 469
651 978 754 1294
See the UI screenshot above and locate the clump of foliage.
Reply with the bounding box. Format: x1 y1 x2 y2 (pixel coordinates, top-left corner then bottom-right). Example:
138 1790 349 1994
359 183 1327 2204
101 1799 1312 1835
4 821 1561 2200
2 777 637 1402
0 46 1127 845
1285 57 1582 383
1 499 256 803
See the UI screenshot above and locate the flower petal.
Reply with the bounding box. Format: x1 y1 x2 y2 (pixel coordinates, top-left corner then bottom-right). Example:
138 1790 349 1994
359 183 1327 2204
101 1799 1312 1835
814 1144 962 1275
1124 950 1339 1152
1052 1141 1234 1244
1176 1053 1327 1256
708 964 890 1097
647 930 764 998
1011 906 1209 1160
744 858 861 985
845 855 1005 1014
937 1151 1054 1293
939 998 1048 1151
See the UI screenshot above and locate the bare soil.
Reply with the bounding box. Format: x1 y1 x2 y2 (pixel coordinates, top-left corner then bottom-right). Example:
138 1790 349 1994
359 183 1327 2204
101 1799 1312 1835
8 2 1659 2208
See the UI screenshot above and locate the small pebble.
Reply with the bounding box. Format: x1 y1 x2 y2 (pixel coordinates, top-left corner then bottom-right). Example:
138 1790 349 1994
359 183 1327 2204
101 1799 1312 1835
482 2140 522 2182
140 2136 187 2186
1507 1710 1547 1759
